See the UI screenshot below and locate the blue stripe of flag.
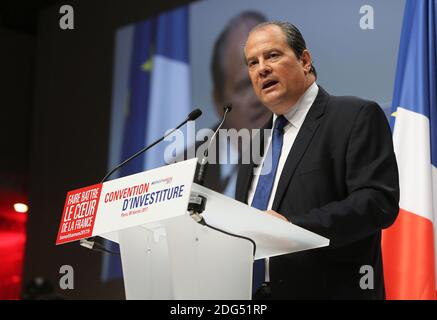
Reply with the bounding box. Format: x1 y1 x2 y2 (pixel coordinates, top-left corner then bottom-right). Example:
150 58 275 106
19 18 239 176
155 7 189 63
391 0 437 166
105 5 191 281
119 20 155 177
105 20 156 280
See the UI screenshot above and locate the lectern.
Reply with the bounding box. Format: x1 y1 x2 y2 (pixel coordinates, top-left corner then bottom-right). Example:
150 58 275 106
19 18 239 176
56 159 329 299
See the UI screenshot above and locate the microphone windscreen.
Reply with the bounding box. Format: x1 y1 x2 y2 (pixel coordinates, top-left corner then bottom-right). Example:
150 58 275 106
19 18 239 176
224 103 232 112
188 109 202 121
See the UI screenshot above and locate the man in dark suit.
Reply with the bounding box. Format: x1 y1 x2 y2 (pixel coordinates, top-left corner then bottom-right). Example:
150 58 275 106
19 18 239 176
237 21 399 299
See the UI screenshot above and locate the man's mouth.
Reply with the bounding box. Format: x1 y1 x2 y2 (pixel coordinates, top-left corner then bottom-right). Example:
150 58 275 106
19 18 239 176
262 80 279 90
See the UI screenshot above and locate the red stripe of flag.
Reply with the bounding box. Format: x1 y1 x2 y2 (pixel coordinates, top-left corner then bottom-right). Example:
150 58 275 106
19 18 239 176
382 208 436 299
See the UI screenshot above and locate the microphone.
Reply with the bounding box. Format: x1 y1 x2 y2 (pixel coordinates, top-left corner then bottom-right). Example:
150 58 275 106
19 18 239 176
194 104 232 186
187 104 257 256
188 104 231 219
80 108 202 253
101 108 202 183
187 108 202 121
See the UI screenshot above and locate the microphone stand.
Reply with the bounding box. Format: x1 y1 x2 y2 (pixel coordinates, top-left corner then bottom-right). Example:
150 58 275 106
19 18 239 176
187 104 257 256
80 109 202 254
188 104 232 222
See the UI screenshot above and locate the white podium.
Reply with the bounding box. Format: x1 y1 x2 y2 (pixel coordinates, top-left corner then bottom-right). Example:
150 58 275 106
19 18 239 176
100 183 329 300
56 159 329 300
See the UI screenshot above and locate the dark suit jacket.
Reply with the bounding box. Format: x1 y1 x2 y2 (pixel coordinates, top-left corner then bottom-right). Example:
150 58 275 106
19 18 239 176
236 87 399 299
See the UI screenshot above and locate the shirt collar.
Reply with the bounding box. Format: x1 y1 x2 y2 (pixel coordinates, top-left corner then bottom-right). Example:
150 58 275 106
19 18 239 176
273 82 319 130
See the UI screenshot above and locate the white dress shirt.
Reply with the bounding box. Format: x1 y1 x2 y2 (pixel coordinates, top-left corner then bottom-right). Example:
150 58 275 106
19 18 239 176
247 82 319 208
246 82 319 282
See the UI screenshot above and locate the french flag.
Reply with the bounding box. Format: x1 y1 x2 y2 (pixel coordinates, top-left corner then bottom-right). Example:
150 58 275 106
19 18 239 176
104 6 191 281
382 0 437 300
143 8 191 169
119 6 190 177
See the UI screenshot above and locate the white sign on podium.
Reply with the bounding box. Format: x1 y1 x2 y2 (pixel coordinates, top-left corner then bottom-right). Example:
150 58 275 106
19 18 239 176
56 159 329 299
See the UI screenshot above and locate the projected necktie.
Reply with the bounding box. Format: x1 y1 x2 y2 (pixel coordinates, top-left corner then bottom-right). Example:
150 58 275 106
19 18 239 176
251 115 288 292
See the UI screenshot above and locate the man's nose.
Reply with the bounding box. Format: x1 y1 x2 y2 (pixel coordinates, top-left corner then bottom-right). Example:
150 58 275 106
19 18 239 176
258 60 272 77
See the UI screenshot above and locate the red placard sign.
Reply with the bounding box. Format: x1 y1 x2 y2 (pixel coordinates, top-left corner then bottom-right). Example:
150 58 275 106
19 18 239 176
56 183 102 245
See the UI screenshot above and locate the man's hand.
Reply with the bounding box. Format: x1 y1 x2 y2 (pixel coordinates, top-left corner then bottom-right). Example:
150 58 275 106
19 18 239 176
266 210 289 222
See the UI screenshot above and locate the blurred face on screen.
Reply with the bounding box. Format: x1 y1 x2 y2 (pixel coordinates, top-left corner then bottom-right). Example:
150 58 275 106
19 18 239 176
214 20 271 131
245 25 314 115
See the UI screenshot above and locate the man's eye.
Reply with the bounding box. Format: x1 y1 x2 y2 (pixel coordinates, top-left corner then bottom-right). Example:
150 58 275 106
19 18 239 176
269 53 279 59
248 60 258 67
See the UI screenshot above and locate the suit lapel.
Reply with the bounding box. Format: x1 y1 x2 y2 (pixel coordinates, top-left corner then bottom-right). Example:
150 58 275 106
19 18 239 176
272 87 329 211
235 163 253 203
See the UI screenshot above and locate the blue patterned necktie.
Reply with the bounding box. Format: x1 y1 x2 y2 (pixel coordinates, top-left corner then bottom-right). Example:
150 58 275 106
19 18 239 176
251 115 288 292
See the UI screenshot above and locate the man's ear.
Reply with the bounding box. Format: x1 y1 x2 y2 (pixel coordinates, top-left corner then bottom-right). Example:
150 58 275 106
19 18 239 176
301 49 313 73
213 89 225 117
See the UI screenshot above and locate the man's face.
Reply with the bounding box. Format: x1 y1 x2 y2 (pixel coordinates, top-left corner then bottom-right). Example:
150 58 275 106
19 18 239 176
245 25 312 115
215 23 271 131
